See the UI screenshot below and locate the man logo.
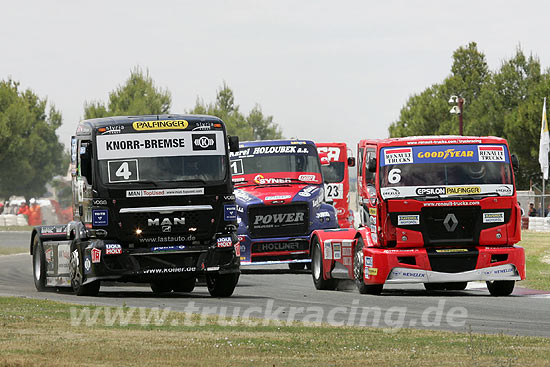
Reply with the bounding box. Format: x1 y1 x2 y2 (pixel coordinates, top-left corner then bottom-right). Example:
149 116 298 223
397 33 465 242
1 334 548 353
192 134 216 150
443 213 459 232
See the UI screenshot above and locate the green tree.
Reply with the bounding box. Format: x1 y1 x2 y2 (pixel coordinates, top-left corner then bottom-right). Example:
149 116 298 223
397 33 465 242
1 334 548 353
189 83 283 141
84 67 171 118
0 79 66 198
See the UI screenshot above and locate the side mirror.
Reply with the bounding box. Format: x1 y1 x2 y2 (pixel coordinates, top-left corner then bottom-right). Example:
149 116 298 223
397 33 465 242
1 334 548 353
228 136 240 152
511 153 519 173
347 157 356 167
318 151 330 166
367 157 377 173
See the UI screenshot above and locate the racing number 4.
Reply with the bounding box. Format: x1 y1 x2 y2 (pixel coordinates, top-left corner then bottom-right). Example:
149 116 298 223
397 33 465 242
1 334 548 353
116 162 132 180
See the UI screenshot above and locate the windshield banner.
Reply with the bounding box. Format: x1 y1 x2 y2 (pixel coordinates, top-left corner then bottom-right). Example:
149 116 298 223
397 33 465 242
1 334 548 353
96 131 225 160
230 145 312 159
380 184 514 200
381 145 509 166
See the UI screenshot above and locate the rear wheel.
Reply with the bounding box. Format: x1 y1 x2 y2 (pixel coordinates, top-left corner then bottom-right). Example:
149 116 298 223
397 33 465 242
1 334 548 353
207 273 239 297
171 277 196 293
150 282 173 294
70 245 100 296
32 236 47 291
311 238 337 290
486 280 515 296
354 238 383 295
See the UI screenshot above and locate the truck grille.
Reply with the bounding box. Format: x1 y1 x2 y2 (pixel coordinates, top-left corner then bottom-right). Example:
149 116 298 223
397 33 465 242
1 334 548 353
248 203 309 238
421 206 480 246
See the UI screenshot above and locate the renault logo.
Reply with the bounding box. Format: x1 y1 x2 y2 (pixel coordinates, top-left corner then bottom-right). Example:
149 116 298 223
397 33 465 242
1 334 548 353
443 213 458 232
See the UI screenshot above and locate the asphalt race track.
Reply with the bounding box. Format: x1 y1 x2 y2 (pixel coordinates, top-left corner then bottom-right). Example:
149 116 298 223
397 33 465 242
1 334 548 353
1 231 549 336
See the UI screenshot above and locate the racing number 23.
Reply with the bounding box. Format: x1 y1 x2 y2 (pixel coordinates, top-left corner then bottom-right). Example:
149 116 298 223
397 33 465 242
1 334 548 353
108 159 139 183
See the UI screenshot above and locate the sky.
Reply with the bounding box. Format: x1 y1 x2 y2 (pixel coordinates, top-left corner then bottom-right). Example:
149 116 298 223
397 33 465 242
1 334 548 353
2 0 550 153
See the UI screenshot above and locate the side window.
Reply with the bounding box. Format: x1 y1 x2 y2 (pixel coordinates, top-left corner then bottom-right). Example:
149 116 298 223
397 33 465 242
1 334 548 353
363 148 376 184
79 141 94 185
357 147 364 182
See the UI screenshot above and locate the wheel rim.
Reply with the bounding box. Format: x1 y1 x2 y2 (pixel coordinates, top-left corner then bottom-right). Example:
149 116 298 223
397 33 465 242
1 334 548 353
312 244 321 280
70 249 82 288
354 248 363 281
34 250 41 280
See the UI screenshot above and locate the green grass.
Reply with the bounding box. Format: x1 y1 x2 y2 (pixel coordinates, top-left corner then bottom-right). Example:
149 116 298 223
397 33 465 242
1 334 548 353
0 225 33 232
518 231 550 291
0 297 548 366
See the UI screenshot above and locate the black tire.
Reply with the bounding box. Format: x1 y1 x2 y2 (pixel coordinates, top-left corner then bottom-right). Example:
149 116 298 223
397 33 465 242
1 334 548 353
70 245 100 296
150 282 173 294
207 273 239 297
32 236 47 291
354 237 383 295
424 283 447 291
171 277 196 293
288 263 306 270
486 280 515 296
311 238 337 290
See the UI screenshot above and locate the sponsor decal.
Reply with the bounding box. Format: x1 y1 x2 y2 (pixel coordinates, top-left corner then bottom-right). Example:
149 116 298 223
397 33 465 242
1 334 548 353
235 189 254 202
384 148 413 165
324 241 332 260
364 256 373 267
253 212 305 226
370 233 378 244
236 205 244 213
417 149 474 159
435 248 468 253
92 210 108 226
316 211 331 219
265 195 292 201
152 245 186 251
132 120 188 130
369 207 377 216
298 185 318 197
416 187 445 196
92 199 108 206
126 188 204 198
217 236 233 248
423 200 480 207
254 242 305 252
224 194 236 201
325 183 343 200
40 225 67 235
446 186 481 195
496 185 513 195
483 212 505 223
381 188 401 198
398 214 420 226
254 174 291 184
317 146 341 162
333 243 341 260
45 248 53 263
478 145 505 161
91 248 101 263
337 208 345 215
192 121 214 130
342 247 352 256
235 242 241 257
224 204 237 221
192 133 216 151
343 257 351 266
299 174 317 182
397 270 425 278
105 243 122 255
251 146 310 155
101 125 125 134
368 267 378 276
84 256 91 273
148 217 185 226
312 189 324 207
140 267 196 274
370 215 377 225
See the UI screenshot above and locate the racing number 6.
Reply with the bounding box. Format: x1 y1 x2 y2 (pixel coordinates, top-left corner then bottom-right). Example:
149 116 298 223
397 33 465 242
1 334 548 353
388 168 401 184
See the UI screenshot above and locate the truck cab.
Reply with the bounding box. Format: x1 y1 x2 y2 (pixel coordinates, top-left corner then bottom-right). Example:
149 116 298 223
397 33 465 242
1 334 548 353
230 139 338 269
31 115 241 297
311 136 525 296
316 142 356 228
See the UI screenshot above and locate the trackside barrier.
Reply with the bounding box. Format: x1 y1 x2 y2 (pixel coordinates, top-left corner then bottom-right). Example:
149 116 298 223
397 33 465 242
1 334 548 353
527 217 550 232
0 214 28 226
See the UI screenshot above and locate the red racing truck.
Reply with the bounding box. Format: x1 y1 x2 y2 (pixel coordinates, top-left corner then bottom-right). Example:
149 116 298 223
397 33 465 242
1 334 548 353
310 136 525 296
316 143 356 228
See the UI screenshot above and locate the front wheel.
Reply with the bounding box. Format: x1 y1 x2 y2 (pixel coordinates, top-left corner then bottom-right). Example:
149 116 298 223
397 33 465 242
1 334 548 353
486 280 515 296
207 273 239 297
311 238 337 290
354 238 383 295
70 246 100 296
32 236 47 291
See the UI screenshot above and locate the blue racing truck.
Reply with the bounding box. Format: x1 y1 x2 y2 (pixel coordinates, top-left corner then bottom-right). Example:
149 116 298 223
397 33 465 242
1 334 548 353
229 140 338 270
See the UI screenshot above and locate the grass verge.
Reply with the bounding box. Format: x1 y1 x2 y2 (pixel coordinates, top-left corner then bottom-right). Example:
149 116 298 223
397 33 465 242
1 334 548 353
519 230 550 291
0 297 549 366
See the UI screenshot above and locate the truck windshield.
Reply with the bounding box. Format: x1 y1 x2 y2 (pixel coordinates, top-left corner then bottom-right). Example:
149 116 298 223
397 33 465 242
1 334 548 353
322 162 345 183
379 144 513 199
230 144 322 185
95 130 227 185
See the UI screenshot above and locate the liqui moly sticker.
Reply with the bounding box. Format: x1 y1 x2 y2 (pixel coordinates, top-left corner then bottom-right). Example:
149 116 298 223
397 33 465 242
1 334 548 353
478 146 505 161
217 236 233 247
384 148 413 165
91 248 101 263
105 243 122 255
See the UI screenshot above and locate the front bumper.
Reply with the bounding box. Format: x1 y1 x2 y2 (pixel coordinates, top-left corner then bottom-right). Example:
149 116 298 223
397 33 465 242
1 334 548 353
238 234 311 266
386 264 521 283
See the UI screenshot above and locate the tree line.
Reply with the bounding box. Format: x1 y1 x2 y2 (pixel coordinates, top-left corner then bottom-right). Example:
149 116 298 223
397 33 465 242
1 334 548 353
389 42 550 189
0 68 282 198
